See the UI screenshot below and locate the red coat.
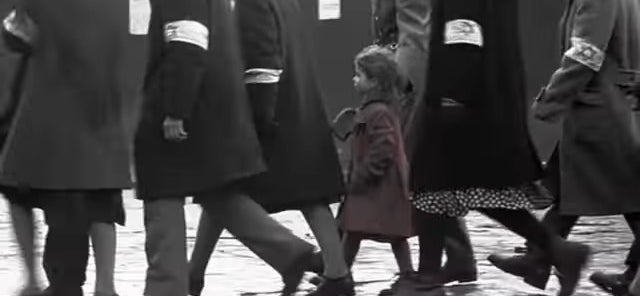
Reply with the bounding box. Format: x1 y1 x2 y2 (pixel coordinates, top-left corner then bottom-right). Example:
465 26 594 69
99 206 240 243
340 100 413 239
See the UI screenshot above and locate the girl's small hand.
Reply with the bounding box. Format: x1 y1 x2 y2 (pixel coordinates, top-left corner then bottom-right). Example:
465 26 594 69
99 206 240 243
163 117 188 142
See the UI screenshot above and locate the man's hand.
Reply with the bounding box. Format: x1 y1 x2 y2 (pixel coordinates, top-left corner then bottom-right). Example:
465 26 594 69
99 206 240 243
163 117 188 142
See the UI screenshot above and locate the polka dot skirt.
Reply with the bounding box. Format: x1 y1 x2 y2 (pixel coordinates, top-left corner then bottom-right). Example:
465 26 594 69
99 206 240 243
412 182 547 217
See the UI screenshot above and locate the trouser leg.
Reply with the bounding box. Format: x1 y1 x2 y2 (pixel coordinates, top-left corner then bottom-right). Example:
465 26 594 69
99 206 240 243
443 217 476 268
40 191 91 296
143 198 188 296
201 193 313 274
416 211 446 274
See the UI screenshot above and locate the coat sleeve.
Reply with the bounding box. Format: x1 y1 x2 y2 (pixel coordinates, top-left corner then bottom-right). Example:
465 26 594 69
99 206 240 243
157 0 209 120
350 110 396 193
236 0 282 140
534 0 618 122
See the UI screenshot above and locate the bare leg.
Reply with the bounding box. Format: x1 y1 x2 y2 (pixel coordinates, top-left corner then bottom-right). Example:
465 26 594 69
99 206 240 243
90 223 117 296
391 239 413 274
9 203 40 292
301 204 349 279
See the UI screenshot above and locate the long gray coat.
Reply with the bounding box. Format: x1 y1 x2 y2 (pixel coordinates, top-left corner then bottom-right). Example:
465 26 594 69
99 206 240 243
534 0 640 216
0 0 141 190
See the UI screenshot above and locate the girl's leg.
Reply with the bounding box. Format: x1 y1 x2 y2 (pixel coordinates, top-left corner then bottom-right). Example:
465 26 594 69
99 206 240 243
390 239 413 274
90 222 117 295
341 232 362 269
9 203 40 291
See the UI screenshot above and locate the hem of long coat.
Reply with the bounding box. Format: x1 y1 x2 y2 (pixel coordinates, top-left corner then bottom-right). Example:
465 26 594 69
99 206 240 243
558 208 640 216
0 176 132 191
258 193 343 214
134 169 266 200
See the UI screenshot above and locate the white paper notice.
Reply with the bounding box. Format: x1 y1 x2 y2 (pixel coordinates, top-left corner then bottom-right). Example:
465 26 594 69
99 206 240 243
129 0 151 35
318 0 341 20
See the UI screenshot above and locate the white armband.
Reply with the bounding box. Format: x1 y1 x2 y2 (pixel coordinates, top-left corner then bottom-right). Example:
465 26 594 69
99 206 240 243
564 37 605 72
245 68 284 84
164 20 209 50
444 19 483 47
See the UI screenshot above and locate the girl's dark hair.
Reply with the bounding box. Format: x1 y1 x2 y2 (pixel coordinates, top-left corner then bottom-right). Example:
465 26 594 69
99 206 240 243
355 45 406 95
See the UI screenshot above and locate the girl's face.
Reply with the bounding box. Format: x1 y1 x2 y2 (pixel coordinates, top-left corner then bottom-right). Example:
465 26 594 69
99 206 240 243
353 65 377 95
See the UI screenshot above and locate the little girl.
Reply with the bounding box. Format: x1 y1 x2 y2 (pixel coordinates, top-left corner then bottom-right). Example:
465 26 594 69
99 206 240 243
336 45 414 279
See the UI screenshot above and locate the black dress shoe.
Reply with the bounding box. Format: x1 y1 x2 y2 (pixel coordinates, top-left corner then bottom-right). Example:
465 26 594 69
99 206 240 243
305 274 355 296
487 253 551 290
590 272 631 296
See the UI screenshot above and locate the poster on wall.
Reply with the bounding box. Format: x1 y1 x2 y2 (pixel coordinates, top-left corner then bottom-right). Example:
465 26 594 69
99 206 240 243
318 0 341 20
129 0 151 35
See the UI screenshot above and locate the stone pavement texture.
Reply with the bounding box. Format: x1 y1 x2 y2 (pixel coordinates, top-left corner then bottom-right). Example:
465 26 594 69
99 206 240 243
0 190 633 296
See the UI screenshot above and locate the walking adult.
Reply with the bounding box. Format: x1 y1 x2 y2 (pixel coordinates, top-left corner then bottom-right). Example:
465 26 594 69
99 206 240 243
370 2 478 293
134 0 315 295
488 0 640 294
187 0 353 295
405 0 591 295
0 1 142 295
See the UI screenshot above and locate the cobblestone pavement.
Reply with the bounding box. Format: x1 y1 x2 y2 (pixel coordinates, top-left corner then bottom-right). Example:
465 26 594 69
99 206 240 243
0 190 633 296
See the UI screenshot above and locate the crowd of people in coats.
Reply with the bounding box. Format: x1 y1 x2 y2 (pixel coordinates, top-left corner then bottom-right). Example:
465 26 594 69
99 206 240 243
1 0 640 296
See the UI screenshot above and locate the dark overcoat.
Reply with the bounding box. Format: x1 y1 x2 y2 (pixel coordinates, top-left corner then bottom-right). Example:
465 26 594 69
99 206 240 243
0 4 26 148
409 0 543 192
0 0 142 190
134 0 266 199
534 0 640 215
235 0 344 211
